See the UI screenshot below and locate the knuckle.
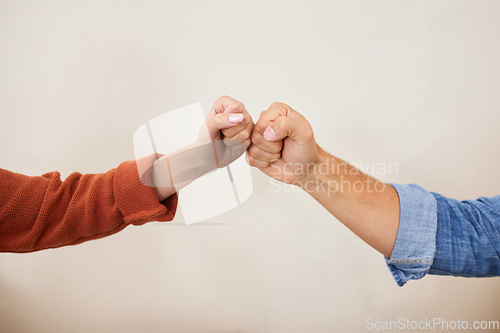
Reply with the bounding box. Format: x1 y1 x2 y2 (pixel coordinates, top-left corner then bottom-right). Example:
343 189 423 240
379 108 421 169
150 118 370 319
239 117 251 130
234 133 245 143
252 147 273 161
229 101 244 112
240 128 251 139
251 130 261 143
246 154 257 166
268 141 283 154
254 121 267 133
243 114 253 126
304 132 314 142
253 148 266 159
270 101 287 109
257 110 269 122
214 114 224 124
230 130 246 143
248 144 259 156
272 152 281 160
302 126 315 141
240 113 248 124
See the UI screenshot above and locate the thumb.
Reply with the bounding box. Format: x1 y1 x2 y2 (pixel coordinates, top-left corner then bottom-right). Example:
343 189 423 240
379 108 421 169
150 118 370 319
263 114 311 143
204 112 244 140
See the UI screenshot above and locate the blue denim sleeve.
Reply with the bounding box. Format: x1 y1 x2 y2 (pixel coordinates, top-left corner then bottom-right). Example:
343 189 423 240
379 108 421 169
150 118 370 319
385 184 438 286
428 194 500 277
385 184 500 286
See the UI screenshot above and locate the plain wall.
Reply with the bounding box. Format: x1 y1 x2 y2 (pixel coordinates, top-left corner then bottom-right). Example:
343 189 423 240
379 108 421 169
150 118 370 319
1 0 499 332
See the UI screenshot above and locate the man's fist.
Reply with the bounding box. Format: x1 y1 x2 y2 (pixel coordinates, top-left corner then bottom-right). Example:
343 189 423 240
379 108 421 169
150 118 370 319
247 102 322 185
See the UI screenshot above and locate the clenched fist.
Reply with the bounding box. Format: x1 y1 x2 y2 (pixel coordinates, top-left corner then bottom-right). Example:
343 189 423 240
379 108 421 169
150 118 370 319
199 96 254 168
152 96 254 198
247 102 322 185
246 101 400 259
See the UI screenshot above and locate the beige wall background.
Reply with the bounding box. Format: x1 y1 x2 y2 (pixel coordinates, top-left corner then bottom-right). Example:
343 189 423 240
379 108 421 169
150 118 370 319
1 0 499 332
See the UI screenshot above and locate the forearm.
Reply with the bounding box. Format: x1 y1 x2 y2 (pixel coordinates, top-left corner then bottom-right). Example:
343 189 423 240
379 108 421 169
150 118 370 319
151 142 219 201
300 146 400 257
149 95 253 202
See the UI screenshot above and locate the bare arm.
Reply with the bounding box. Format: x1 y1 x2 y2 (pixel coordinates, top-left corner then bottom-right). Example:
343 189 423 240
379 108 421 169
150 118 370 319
248 102 400 257
301 147 400 257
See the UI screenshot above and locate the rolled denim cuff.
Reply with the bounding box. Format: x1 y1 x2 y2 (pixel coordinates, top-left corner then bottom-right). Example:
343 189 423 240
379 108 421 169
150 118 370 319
385 184 438 286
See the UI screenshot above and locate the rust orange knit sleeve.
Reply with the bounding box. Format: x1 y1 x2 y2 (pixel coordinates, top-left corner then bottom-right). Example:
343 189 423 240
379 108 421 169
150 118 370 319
0 155 178 253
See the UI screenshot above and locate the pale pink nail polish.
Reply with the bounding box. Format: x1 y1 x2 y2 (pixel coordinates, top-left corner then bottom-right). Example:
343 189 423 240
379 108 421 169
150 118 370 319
229 114 244 123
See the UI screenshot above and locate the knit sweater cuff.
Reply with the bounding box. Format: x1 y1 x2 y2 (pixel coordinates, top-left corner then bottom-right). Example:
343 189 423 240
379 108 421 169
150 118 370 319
114 154 178 225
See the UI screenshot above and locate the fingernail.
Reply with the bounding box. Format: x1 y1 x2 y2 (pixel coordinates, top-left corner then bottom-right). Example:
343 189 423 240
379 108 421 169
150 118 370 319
263 126 277 141
229 114 244 123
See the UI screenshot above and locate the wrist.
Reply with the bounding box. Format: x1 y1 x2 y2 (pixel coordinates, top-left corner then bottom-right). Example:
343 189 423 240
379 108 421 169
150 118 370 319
151 156 175 201
298 146 333 192
150 142 217 202
300 148 388 199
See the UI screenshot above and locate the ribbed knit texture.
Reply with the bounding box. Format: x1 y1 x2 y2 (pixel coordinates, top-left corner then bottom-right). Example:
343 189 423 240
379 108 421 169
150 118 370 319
0 155 178 253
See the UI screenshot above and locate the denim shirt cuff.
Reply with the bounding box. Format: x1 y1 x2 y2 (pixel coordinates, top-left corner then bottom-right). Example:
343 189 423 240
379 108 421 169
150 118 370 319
385 184 438 286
